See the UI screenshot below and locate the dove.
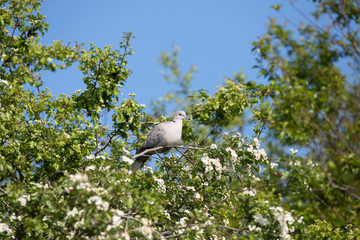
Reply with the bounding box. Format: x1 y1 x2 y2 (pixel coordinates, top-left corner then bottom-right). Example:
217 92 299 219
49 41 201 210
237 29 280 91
131 111 186 172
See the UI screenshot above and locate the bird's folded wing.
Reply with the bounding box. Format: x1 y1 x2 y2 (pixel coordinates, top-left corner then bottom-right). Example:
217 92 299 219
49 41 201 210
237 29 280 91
137 123 166 153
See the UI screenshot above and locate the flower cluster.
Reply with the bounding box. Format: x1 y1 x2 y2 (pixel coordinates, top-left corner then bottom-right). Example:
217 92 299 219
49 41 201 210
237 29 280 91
201 155 222 173
254 213 270 226
0 222 12 234
137 218 153 239
289 148 298 155
225 147 238 163
242 187 257 196
186 186 202 200
67 173 108 195
247 138 267 161
0 79 9 85
69 173 88 183
65 207 83 219
106 210 125 231
269 207 295 240
122 156 134 165
17 195 30 207
210 143 217 149
87 196 109 211
153 176 166 193
85 154 106 161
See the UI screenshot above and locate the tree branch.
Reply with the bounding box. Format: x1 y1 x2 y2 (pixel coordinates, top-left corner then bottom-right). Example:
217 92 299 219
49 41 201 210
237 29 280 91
133 145 204 159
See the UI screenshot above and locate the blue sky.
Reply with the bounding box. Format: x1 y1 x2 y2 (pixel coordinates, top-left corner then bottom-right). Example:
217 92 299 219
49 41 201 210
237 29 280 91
39 0 314 113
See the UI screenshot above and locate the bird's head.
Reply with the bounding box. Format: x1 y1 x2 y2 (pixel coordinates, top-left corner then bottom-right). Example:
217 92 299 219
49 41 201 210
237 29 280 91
173 110 187 121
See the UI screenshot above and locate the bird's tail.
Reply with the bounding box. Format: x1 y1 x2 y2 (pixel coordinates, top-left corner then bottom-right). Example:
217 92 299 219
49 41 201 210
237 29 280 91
131 156 149 173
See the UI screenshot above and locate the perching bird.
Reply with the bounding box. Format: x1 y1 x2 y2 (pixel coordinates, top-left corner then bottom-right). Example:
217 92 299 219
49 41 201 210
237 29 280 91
131 111 187 172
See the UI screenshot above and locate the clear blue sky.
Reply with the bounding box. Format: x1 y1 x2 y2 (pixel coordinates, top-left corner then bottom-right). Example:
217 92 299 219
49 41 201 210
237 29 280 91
39 0 314 113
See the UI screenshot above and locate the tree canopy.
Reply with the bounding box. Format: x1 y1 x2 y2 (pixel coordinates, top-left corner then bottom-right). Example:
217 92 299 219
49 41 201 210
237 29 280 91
0 0 359 239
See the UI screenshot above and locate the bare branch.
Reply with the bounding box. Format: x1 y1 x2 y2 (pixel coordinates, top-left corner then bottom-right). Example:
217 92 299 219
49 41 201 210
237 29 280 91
133 145 205 159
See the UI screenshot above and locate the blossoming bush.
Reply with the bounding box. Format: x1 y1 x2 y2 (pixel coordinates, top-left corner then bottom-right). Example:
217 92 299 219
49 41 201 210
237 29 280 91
0 133 306 239
1 0 359 239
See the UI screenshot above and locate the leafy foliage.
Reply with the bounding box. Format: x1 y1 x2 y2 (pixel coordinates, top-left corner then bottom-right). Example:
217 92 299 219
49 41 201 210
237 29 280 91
0 0 359 239
251 0 360 227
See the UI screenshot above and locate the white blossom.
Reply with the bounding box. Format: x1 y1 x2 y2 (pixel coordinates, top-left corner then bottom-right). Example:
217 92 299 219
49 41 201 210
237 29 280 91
138 226 152 239
96 155 106 160
122 147 131 155
66 207 80 219
247 144 267 161
85 165 96 171
248 224 261 231
245 164 253 176
106 211 123 231
201 155 213 173
210 143 218 149
178 217 188 228
289 148 298 155
253 138 260 148
122 156 134 165
306 160 315 168
88 196 109 211
183 165 191 172
204 218 213 227
269 206 284 212
212 235 226 240
66 231 76 239
242 187 257 196
138 220 153 240
211 158 222 172
85 154 95 160
74 218 85 228
64 186 74 193
226 147 238 162
290 160 301 167
10 213 22 221
164 210 171 220
0 222 12 233
252 176 260 181
270 206 295 240
69 173 88 183
17 195 30 206
254 213 270 226
63 132 71 139
270 162 278 169
123 178 131 183
153 176 166 193
201 155 223 177
182 210 190 216
194 192 202 199
120 232 130 240
0 80 8 85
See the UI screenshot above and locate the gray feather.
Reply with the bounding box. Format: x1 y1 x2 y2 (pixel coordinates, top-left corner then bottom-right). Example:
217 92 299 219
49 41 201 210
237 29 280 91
132 111 186 172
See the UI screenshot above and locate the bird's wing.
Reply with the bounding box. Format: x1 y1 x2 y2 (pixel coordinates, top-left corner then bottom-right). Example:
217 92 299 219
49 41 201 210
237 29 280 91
137 122 167 152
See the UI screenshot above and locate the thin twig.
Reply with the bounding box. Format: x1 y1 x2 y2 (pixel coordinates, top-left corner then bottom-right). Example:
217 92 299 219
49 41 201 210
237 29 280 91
133 145 204 159
257 95 278 139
